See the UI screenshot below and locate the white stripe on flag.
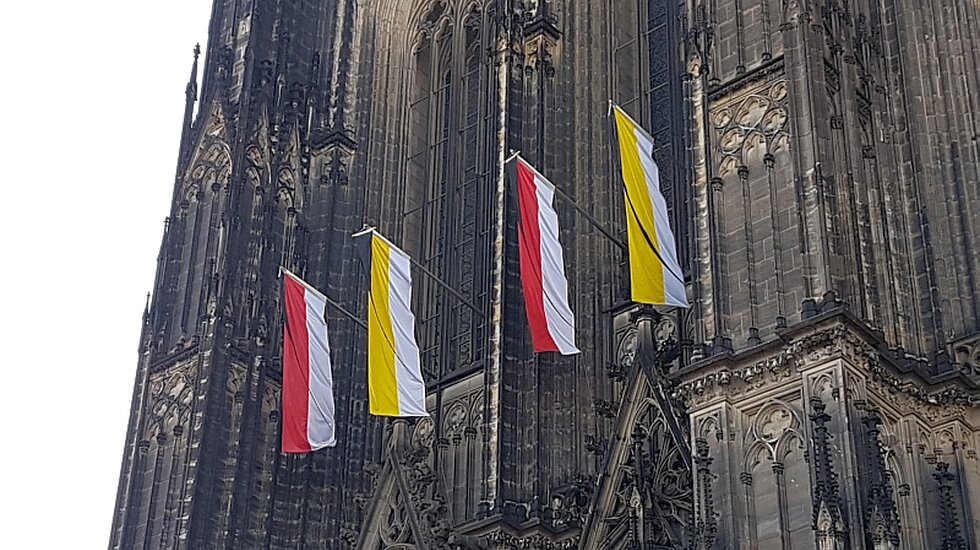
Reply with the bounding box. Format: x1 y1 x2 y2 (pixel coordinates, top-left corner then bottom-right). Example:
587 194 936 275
632 124 687 307
533 172 580 355
387 244 427 416
304 289 335 450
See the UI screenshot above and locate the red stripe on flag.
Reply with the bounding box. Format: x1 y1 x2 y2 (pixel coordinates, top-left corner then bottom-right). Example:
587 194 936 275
516 160 560 352
282 275 312 452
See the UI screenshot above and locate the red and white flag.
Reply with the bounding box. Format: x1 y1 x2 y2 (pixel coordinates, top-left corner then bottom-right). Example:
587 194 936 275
512 156 580 355
281 269 336 453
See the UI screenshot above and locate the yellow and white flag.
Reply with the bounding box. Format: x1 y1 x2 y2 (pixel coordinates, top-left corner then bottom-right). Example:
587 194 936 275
611 104 689 308
353 228 428 417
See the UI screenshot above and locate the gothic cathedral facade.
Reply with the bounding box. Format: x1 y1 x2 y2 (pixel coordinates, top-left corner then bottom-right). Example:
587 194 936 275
111 0 980 548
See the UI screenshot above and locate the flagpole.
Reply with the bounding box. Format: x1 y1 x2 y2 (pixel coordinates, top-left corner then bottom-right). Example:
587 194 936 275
353 227 486 320
408 254 486 320
509 152 628 253
280 267 368 330
610 102 659 150
323 296 367 330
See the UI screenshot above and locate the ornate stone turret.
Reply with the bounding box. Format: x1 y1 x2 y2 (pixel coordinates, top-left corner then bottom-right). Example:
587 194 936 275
934 462 967 550
810 397 846 549
178 44 200 165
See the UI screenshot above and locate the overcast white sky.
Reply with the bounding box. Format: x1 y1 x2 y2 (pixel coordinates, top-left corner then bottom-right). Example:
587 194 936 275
0 2 213 546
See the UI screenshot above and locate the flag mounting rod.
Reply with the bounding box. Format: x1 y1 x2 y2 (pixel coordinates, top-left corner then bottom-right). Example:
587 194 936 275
279 267 367 330
322 295 367 329
410 255 487 320
353 227 487 320
508 151 627 253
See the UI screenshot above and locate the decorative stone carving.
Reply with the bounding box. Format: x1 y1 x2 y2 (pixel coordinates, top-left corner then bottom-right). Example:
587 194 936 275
413 417 436 450
710 79 790 177
483 532 579 549
226 363 246 396
378 489 414 546
692 439 718 549
951 333 980 377
469 392 484 433
810 398 847 550
677 321 979 418
145 362 197 440
696 414 721 442
585 401 693 549
593 398 618 419
203 101 227 139
400 447 453 546
675 342 803 408
358 419 456 548
933 462 967 549
522 0 560 76
523 34 558 76
613 329 638 378
542 476 593 530
859 410 901 549
809 372 836 402
751 401 799 443
185 140 231 202
654 314 678 348
261 381 280 420
312 124 356 188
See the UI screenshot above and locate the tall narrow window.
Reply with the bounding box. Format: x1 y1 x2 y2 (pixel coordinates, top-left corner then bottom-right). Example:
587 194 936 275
402 2 491 383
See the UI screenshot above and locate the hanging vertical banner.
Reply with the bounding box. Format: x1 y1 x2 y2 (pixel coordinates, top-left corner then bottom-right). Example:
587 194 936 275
353 229 428 417
611 104 689 308
508 155 580 355
281 269 336 453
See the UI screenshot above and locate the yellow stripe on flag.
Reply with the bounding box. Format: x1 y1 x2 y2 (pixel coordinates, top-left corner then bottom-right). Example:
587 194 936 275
614 107 666 304
367 234 400 416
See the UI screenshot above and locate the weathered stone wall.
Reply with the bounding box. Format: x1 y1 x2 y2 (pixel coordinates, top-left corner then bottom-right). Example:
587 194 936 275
680 314 979 549
111 0 980 548
685 0 980 357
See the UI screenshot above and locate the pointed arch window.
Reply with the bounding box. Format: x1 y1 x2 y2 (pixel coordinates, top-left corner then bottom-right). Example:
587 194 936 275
403 1 490 382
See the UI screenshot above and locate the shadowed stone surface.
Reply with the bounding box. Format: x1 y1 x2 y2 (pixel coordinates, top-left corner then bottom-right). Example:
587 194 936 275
111 1 980 548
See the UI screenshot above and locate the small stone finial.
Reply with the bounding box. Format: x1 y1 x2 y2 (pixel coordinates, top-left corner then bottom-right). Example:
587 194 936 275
141 291 152 322
184 42 201 105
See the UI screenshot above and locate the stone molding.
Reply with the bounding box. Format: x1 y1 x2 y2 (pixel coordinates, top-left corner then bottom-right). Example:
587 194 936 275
676 314 979 420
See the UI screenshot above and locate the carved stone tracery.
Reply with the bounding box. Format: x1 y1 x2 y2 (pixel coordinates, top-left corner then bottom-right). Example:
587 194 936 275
626 407 693 548
592 393 693 550
145 362 198 439
358 419 456 549
950 333 980 377
710 79 789 177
